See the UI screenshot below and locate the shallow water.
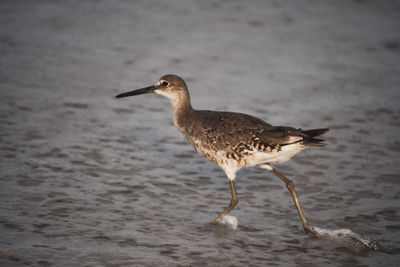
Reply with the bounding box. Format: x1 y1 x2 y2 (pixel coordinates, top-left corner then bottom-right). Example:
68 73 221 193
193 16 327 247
1 0 400 266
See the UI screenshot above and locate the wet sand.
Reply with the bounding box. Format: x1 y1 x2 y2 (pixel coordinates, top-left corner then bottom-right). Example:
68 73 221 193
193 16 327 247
1 0 400 266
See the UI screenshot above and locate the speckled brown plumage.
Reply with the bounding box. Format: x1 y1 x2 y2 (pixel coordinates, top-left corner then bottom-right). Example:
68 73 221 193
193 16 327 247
116 74 329 237
177 108 327 168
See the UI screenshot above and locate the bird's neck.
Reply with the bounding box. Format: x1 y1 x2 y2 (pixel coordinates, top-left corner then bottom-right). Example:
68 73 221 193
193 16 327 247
170 92 193 132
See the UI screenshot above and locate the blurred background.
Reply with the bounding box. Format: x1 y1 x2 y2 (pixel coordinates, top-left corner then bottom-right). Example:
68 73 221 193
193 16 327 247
1 0 399 266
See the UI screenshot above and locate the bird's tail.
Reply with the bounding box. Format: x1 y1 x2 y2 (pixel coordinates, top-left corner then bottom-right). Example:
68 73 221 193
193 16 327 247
302 128 329 146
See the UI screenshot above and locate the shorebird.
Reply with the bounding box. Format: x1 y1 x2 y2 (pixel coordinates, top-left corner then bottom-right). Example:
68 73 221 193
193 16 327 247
116 74 329 236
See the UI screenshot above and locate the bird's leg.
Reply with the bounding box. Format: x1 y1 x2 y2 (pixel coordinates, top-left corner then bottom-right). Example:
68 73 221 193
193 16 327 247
213 180 238 224
265 165 318 237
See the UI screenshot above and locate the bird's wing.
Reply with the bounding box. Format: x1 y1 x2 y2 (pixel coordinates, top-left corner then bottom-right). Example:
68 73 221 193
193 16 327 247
190 111 289 149
258 126 306 146
185 110 328 152
258 126 329 147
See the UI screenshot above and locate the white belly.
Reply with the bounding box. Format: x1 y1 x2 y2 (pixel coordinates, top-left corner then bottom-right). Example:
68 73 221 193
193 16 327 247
244 143 307 167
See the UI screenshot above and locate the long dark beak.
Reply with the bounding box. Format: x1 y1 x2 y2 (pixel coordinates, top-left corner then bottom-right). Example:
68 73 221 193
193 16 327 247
115 85 156 98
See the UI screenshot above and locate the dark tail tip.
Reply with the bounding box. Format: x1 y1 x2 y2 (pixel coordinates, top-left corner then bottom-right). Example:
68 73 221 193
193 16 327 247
303 128 329 138
303 139 327 147
302 128 329 147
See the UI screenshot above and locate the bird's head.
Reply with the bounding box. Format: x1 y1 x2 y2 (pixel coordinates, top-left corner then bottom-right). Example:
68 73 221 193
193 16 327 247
115 74 189 101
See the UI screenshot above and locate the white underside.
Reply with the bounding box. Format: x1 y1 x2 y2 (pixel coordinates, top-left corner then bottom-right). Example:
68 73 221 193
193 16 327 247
217 142 307 180
245 142 307 166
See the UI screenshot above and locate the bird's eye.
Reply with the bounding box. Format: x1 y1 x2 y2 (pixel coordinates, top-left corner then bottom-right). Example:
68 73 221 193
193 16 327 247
162 81 169 87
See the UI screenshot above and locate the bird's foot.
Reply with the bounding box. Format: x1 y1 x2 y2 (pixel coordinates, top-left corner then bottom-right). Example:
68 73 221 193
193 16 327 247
303 224 319 238
212 216 222 225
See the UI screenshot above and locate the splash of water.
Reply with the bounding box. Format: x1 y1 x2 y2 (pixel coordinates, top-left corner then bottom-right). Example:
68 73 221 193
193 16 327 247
216 218 379 250
313 226 380 250
219 215 238 230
